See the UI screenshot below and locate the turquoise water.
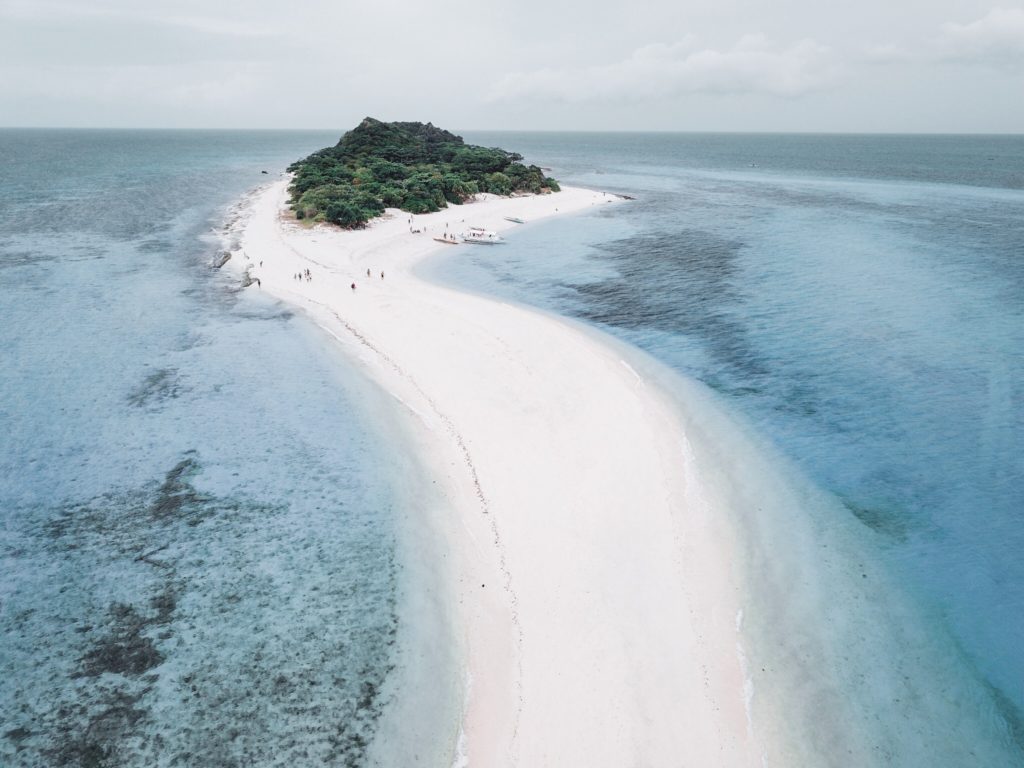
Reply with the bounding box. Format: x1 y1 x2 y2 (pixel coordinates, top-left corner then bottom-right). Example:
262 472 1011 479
4 128 1022 765
0 130 456 766
441 131 1024 762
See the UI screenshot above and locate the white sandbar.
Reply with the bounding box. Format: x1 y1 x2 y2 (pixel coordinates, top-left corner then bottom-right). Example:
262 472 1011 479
233 181 763 766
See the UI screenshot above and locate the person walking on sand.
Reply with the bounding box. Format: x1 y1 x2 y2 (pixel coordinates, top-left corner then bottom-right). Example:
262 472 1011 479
366 268 371 277
351 282 356 291
380 271 384 279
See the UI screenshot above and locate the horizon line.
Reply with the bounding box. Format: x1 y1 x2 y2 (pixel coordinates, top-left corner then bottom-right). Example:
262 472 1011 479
1 125 1023 137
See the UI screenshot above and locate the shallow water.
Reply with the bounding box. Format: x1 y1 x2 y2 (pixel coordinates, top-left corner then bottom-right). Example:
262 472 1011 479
5 127 1022 765
0 130 456 766
438 131 1024 763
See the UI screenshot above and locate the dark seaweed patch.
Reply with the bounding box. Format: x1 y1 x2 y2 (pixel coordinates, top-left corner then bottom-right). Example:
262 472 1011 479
5 450 399 767
988 682 1024 755
149 589 176 624
325 668 394 766
149 455 212 523
843 499 910 543
75 601 170 678
46 737 110 768
127 368 185 408
137 239 171 254
45 691 147 768
0 249 55 269
42 455 216 553
571 230 772 384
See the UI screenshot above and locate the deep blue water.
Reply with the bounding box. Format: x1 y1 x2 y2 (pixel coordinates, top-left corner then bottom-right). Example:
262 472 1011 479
0 130 453 766
447 131 1024 750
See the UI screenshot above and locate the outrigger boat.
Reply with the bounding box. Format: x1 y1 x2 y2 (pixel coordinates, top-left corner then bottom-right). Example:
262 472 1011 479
460 228 505 244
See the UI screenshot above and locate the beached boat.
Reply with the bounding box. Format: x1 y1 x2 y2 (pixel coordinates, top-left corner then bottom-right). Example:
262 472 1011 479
460 229 505 244
504 216 526 224
433 236 459 245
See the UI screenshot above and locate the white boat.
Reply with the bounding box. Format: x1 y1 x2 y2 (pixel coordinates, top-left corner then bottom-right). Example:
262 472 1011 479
460 229 505 244
504 216 526 224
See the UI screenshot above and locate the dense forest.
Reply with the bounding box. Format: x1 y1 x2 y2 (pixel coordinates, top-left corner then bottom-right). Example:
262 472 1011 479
287 118 560 228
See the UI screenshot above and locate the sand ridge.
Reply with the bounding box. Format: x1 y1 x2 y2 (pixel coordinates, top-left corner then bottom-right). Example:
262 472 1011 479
233 179 762 767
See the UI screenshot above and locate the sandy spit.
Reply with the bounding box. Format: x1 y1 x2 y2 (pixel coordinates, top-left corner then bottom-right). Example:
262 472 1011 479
232 180 761 767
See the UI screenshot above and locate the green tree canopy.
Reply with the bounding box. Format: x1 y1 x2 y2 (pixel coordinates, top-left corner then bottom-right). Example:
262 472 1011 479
287 117 560 229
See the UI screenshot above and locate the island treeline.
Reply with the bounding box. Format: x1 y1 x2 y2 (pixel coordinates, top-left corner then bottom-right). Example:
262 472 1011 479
287 118 560 228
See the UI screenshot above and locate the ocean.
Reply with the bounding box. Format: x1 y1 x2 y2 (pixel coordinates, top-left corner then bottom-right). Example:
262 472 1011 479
2 128 1022 765
442 131 1024 763
0 130 457 767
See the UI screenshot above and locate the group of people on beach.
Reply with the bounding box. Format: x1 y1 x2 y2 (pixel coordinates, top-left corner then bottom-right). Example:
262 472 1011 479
408 215 430 235
443 219 466 242
282 265 385 292
351 268 385 291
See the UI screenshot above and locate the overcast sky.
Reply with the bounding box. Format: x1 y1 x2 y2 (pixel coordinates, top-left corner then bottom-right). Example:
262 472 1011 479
1 0 1022 132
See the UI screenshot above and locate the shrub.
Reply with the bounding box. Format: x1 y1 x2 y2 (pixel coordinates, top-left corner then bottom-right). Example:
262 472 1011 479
484 172 512 195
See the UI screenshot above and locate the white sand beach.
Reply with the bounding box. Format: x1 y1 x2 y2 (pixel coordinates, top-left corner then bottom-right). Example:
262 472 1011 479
227 179 1024 768
231 181 762 766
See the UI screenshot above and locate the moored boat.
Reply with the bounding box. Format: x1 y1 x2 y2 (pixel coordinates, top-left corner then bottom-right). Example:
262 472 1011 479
460 229 505 244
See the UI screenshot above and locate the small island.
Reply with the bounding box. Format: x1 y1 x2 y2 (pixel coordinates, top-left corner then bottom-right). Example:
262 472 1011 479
287 118 561 228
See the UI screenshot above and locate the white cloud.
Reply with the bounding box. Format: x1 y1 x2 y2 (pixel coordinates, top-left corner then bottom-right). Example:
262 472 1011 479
934 7 1024 68
489 35 834 103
